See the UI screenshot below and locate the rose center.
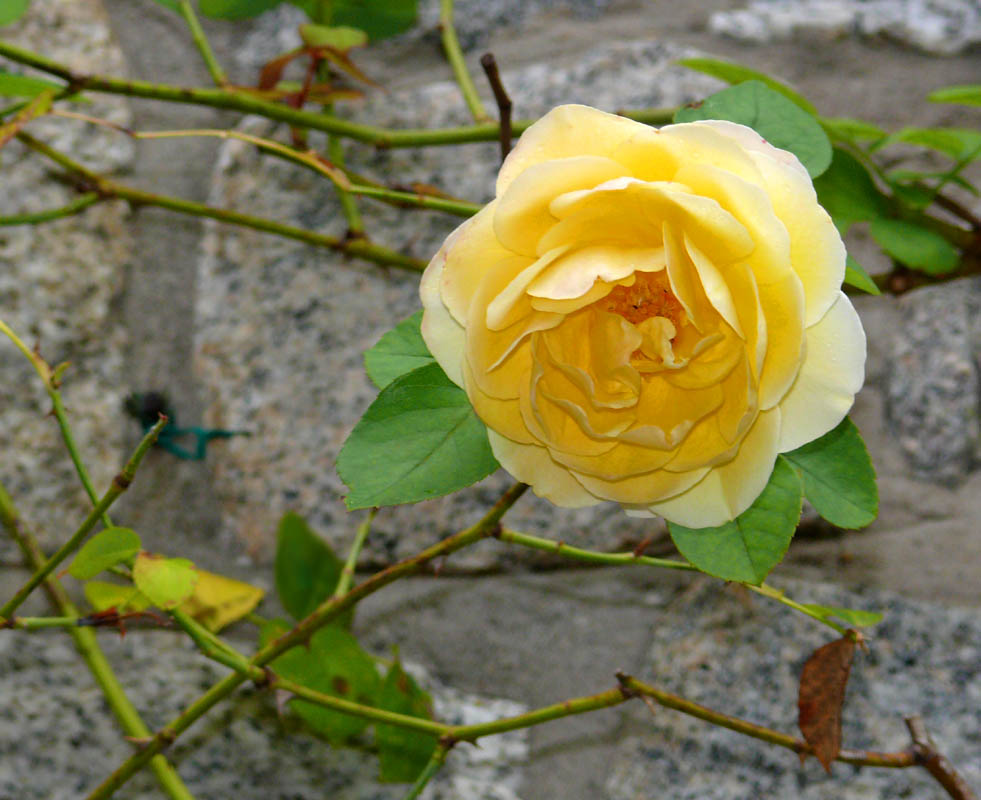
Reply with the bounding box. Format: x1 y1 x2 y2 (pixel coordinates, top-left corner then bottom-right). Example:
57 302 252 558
598 270 687 332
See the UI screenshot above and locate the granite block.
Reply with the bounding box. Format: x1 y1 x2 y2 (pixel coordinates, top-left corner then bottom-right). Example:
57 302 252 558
605 577 981 799
0 0 133 554
710 0 981 54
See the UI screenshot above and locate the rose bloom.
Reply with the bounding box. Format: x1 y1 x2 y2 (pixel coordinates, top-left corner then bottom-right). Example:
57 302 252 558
420 104 865 528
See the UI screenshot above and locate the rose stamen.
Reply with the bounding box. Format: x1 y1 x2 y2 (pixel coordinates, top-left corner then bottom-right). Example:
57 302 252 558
600 270 687 332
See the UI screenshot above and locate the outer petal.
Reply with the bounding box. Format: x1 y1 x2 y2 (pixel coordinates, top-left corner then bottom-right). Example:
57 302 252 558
745 147 845 325
488 430 601 508
439 202 525 325
495 105 646 196
643 406 782 527
420 236 466 388
777 292 866 452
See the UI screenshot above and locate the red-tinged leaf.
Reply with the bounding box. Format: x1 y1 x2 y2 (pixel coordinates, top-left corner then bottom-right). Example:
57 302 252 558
798 635 856 771
319 48 380 88
258 49 304 90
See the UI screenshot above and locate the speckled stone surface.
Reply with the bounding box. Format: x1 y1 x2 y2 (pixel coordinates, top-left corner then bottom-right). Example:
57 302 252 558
192 39 723 565
0 628 527 799
710 0 981 54
885 281 981 484
605 578 981 800
236 0 618 73
0 0 133 554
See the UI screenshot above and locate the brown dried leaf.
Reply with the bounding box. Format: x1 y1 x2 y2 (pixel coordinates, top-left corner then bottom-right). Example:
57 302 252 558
798 635 856 772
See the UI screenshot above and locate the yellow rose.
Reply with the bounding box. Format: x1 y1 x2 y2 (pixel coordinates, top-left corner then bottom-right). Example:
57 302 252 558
420 104 865 527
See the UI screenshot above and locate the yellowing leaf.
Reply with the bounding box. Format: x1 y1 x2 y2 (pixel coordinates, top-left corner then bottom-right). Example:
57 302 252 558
179 569 265 632
84 580 151 613
132 552 198 610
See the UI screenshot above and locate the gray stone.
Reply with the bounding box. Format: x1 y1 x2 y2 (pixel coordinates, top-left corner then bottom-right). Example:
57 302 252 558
0 623 527 799
884 281 980 484
709 0 981 55
0 0 133 555
192 40 723 566
236 0 618 75
605 577 981 800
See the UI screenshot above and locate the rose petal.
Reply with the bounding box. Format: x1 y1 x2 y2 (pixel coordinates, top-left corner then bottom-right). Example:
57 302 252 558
420 236 466 388
572 459 709 505
488 429 602 508
675 161 794 287
495 105 645 196
527 244 666 301
746 147 845 326
485 247 570 331
778 292 865 452
439 202 526 325
642 407 782 527
756 270 806 410
683 234 744 337
462 357 538 445
495 156 631 256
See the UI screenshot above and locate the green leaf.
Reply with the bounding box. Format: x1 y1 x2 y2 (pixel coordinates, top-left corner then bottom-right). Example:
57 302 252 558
883 127 981 162
667 457 802 585
68 526 142 580
0 71 65 98
869 218 960 275
150 0 180 10
813 147 889 233
928 84 981 107
199 0 282 19
261 620 381 744
299 23 368 50
132 553 199 609
674 80 832 178
376 657 437 782
675 57 816 114
364 310 434 389
0 0 29 25
274 512 349 623
324 0 416 41
84 581 151 613
783 417 878 529
843 255 880 296
819 117 888 145
338 362 499 509
800 603 883 628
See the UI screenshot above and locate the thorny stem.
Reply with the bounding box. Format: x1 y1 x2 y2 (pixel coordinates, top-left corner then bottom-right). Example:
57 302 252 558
905 715 978 800
498 528 851 636
401 744 449 800
177 0 227 87
50 114 483 218
0 484 195 800
0 39 675 146
15 132 426 271
0 417 166 620
328 132 365 235
0 191 101 225
479 52 512 161
617 673 921 770
83 483 529 799
333 509 376 600
0 320 102 524
439 0 490 123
